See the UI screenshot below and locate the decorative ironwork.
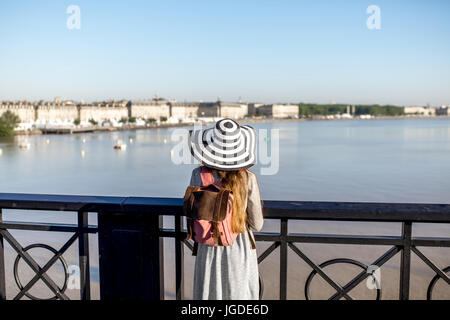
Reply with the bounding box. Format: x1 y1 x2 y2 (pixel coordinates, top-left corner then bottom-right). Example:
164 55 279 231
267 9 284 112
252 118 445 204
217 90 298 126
13 243 69 300
304 258 382 300
0 194 449 300
427 266 450 300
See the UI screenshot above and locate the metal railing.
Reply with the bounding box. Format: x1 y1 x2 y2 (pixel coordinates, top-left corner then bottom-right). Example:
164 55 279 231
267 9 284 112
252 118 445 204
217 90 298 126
0 193 449 300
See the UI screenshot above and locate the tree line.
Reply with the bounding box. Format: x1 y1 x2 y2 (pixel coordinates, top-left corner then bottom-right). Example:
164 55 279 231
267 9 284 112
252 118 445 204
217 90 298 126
298 103 404 116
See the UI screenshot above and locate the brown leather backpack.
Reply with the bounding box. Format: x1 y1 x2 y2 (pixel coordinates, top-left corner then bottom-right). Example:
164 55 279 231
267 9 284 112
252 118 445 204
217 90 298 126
183 167 256 255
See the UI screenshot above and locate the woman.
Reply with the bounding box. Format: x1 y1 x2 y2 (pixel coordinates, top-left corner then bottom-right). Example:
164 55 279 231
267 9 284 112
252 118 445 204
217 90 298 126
188 118 264 300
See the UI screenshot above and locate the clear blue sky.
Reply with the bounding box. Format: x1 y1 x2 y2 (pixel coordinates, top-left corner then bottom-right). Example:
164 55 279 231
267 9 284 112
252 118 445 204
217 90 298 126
1 0 449 105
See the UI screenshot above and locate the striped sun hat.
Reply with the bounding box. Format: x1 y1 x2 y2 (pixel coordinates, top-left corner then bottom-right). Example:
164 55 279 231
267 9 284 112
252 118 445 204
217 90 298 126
189 118 257 171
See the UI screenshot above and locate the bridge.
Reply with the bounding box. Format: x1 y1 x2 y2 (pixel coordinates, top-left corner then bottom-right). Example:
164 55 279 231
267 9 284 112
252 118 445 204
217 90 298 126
0 193 449 300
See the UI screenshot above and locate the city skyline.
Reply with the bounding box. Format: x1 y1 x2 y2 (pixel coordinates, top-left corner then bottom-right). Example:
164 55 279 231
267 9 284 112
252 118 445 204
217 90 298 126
0 94 445 107
1 0 450 105
0 95 440 107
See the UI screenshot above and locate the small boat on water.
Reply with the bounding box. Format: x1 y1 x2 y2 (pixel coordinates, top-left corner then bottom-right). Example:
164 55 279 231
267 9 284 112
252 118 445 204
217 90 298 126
18 141 31 149
113 140 127 150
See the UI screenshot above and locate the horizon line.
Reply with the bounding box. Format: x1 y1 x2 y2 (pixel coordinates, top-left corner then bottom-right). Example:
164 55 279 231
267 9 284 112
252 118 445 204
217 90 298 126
0 98 444 108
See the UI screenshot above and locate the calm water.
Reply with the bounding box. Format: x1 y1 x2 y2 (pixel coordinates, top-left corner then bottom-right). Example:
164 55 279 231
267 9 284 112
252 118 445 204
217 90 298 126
1 118 449 203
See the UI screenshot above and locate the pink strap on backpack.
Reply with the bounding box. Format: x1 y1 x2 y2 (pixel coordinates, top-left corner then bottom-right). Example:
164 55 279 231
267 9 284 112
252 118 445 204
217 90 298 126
199 166 218 186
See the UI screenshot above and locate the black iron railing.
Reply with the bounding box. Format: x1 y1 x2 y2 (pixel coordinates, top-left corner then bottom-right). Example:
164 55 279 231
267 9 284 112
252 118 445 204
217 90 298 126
0 193 449 300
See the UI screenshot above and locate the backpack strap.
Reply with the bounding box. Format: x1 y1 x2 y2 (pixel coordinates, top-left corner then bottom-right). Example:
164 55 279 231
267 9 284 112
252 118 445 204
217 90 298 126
183 186 199 245
211 189 230 245
186 216 194 241
190 167 216 256
183 186 198 216
200 166 216 186
188 211 198 256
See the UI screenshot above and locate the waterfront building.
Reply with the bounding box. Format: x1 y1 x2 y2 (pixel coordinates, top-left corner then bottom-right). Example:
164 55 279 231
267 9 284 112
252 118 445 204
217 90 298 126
170 101 248 120
219 102 248 119
247 103 264 117
128 100 171 120
169 102 200 120
346 105 356 115
35 102 79 125
197 102 220 117
1 98 297 129
0 102 35 123
78 104 128 123
404 106 436 116
253 104 299 118
435 106 449 116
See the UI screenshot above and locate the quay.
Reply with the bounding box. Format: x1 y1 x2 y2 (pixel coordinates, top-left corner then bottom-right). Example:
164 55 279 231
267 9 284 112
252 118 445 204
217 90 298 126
0 193 449 300
39 126 112 134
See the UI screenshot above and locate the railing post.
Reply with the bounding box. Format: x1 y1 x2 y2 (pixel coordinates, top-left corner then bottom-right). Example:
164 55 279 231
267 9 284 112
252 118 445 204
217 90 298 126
280 218 288 300
159 215 165 300
78 211 91 300
399 221 412 300
0 209 6 300
175 215 184 300
175 216 184 300
97 211 163 300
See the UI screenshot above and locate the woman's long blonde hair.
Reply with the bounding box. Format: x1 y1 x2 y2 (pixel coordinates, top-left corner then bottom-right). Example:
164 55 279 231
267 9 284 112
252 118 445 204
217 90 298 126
217 169 248 233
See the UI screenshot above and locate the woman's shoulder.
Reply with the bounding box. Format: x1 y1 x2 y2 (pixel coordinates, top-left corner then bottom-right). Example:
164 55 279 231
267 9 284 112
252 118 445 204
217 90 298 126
244 169 257 178
245 169 256 178
191 166 213 177
244 169 259 186
189 166 203 186
191 166 202 175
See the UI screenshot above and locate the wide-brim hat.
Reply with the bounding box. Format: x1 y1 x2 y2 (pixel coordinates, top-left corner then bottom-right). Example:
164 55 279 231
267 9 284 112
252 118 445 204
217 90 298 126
189 118 256 171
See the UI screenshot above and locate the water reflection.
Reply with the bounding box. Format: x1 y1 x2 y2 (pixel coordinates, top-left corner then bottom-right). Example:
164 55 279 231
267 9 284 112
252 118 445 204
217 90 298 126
0 118 448 203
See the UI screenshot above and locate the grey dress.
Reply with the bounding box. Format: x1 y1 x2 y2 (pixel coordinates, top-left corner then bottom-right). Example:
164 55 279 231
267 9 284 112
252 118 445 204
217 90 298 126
189 166 264 300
